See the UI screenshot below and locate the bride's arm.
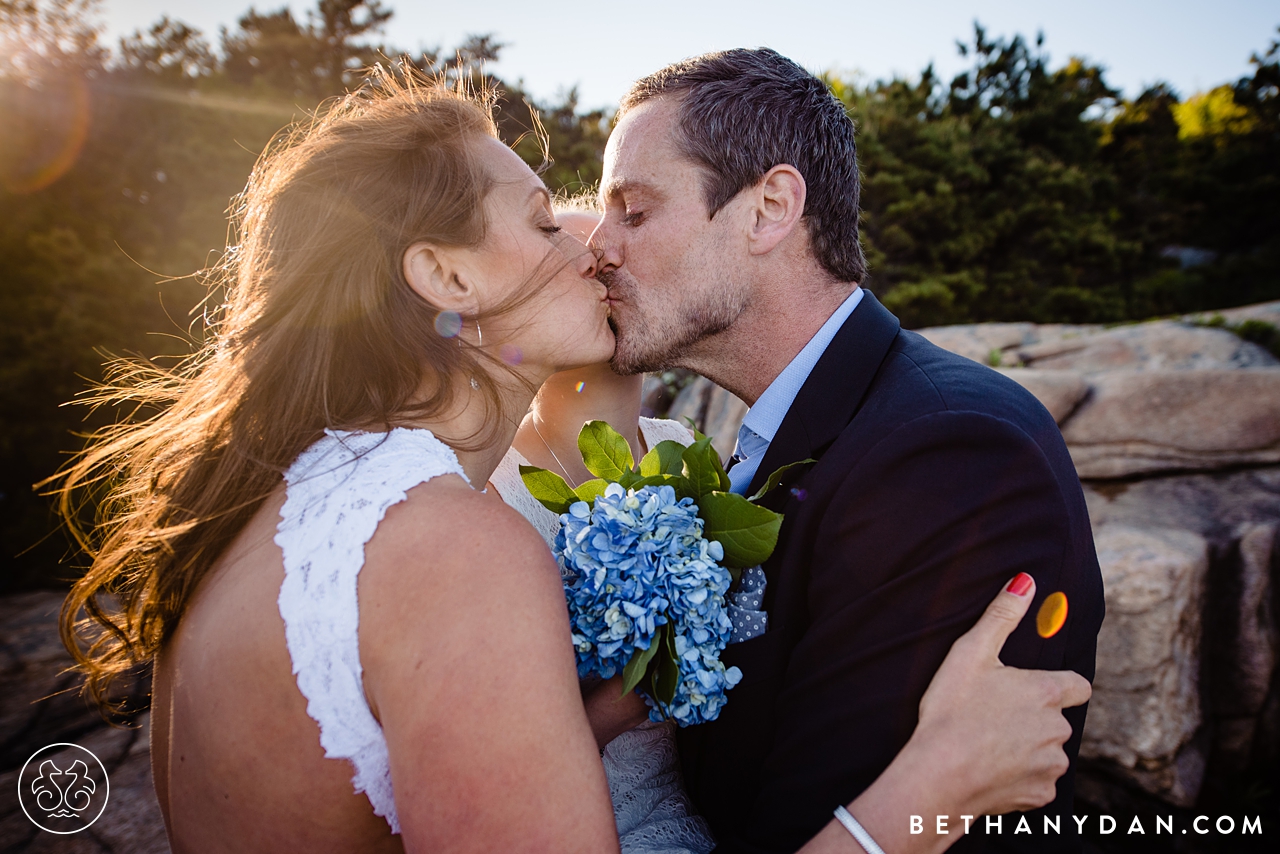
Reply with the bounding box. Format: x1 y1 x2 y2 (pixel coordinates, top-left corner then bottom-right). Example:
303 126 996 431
797 575 1090 854
578 571 1087 854
359 479 620 854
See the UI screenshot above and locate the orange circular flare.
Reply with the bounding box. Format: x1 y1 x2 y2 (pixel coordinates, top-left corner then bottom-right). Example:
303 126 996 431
1036 591 1068 638
1 69 91 194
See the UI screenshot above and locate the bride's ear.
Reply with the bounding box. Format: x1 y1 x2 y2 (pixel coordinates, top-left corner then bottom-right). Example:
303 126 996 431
403 242 476 312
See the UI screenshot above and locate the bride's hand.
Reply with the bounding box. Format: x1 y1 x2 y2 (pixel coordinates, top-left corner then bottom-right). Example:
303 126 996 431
910 573 1091 817
799 575 1092 854
584 675 652 749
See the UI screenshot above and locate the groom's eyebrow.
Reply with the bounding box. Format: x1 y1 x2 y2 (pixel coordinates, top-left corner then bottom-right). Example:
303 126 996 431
601 178 655 204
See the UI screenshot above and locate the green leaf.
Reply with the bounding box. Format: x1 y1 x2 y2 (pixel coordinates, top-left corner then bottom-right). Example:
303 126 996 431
699 491 783 568
682 436 730 496
680 416 708 442
632 473 696 500
574 478 609 504
621 624 664 695
577 420 634 481
654 625 681 705
518 465 577 515
640 440 688 477
617 470 642 489
748 458 817 502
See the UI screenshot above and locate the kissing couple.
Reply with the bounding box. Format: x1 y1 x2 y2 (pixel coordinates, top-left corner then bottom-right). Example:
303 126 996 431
56 49 1103 853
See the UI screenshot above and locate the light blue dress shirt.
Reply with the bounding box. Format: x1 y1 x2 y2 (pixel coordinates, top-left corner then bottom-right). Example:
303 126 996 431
727 287 864 495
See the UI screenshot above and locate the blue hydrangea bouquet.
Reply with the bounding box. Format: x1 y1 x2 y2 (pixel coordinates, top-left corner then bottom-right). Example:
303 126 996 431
521 421 806 726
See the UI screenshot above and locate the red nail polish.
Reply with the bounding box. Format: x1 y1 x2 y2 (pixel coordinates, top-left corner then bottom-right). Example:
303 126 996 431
1006 572 1033 596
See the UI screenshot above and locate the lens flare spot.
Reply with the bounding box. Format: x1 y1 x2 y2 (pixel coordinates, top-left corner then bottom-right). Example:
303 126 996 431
434 310 462 338
499 343 523 365
1 70 92 194
575 381 586 393
790 487 807 501
1036 592 1068 638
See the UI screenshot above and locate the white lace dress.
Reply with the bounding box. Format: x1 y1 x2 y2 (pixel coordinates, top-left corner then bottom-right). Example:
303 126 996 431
490 417 717 854
275 427 470 835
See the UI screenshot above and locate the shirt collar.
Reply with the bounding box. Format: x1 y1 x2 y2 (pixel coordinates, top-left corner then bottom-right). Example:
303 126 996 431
739 286 864 447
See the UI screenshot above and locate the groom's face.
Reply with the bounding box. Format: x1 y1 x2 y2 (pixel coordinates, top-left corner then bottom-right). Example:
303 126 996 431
594 97 750 374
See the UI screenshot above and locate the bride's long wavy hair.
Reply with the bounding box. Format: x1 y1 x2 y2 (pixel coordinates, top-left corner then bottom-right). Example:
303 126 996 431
49 70 525 711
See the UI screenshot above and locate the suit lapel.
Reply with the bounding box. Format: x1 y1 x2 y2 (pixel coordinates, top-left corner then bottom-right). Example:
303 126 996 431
745 291 902 498
679 294 902 799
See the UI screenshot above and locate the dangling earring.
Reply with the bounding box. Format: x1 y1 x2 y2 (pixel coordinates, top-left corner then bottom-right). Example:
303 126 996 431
469 319 482 389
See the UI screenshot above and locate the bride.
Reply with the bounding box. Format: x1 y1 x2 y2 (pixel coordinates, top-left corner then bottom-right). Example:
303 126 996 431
53 73 1088 853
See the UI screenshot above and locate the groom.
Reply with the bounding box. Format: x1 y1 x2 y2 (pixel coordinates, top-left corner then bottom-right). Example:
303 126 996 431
592 49 1104 852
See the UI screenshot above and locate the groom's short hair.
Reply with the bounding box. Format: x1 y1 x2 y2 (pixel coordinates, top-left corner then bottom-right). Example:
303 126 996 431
620 48 867 284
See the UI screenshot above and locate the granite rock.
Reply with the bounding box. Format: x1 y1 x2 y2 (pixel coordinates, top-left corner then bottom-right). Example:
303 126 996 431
994 368 1090 424
915 322 1039 365
667 378 748 462
1080 524 1210 807
1061 369 1280 478
1018 321 1277 374
0 593 167 853
1080 468 1280 804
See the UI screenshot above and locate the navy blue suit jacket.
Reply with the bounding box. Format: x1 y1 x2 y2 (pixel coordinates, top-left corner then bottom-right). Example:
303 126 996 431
677 292 1104 853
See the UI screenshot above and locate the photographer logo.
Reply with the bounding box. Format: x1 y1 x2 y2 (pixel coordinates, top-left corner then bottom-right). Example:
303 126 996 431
17 743 110 834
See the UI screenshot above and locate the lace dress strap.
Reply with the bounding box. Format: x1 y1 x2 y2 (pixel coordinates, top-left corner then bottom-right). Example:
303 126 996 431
638 417 696 448
275 427 468 835
489 446 562 551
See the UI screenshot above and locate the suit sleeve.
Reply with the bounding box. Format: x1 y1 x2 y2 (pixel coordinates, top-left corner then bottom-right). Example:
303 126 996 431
713 410 1084 854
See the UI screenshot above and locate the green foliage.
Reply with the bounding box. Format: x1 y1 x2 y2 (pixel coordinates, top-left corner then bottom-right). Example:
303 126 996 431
0 71 288 590
517 465 578 515
577 419 635 481
748 459 816 503
0 0 109 77
652 624 680 705
680 436 729 496
219 1 391 98
696 492 783 572
119 16 215 81
639 440 687 477
501 86 610 194
844 26 1137 326
621 622 663 695
520 421 795 580
573 478 610 505
840 24 1280 328
1235 319 1280 355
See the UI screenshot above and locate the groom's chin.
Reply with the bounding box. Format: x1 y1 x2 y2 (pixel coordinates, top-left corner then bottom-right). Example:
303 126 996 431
609 351 648 377
609 333 658 376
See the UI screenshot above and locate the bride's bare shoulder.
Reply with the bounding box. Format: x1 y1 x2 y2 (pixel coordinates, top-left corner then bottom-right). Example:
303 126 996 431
361 473 560 597
355 471 574 719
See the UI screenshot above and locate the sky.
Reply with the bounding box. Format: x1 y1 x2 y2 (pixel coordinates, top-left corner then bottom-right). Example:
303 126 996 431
98 0 1280 109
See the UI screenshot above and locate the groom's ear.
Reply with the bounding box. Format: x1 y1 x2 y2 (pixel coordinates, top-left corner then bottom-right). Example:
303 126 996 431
747 164 807 256
402 242 476 312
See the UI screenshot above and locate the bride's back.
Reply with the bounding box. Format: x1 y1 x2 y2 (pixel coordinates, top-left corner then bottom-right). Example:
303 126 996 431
151 436 606 852
152 427 471 850
153 487 404 853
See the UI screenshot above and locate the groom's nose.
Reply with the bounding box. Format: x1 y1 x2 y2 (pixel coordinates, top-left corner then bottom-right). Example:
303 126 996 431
589 221 622 279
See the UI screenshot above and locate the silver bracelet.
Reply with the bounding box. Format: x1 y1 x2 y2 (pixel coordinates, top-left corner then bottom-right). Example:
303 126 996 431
833 805 887 854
